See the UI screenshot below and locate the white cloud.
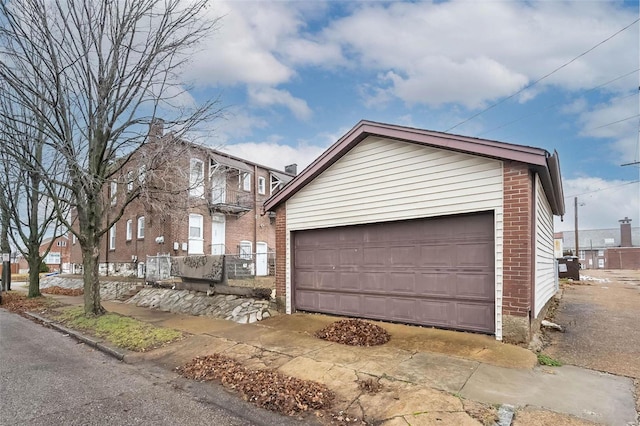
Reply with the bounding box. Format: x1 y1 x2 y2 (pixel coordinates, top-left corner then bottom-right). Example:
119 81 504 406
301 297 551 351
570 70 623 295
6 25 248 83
576 94 639 163
554 176 640 232
221 140 327 172
321 1 637 108
248 86 313 121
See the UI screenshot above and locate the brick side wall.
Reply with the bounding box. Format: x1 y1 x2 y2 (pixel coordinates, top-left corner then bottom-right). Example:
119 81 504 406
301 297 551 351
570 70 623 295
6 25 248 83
502 162 533 318
605 247 640 269
274 203 286 306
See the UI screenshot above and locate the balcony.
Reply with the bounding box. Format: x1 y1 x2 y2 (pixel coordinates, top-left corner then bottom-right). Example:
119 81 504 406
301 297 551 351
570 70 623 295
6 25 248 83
209 188 252 216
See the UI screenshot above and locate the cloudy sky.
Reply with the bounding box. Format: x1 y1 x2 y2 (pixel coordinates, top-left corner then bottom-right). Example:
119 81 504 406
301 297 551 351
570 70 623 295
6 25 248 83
179 0 639 232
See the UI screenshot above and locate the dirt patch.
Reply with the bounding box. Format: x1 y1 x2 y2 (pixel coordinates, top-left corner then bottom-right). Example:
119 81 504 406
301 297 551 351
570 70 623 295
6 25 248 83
41 286 84 296
462 399 498 426
315 319 390 346
357 378 382 394
179 354 335 416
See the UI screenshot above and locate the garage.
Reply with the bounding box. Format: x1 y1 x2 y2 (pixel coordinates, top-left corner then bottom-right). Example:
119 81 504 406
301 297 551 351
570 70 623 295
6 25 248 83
292 212 495 333
265 121 565 341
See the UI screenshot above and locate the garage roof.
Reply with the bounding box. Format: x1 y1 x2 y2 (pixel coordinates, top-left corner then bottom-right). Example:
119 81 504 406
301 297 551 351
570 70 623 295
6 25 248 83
264 120 565 216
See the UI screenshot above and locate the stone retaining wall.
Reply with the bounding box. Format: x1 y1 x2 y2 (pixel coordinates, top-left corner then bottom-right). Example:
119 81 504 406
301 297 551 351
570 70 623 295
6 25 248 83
40 276 140 301
127 289 271 324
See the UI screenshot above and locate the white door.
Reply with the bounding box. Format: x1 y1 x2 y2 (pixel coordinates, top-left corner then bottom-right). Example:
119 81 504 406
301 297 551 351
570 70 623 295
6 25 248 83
211 214 225 255
188 214 204 254
256 242 268 276
137 262 145 279
211 172 226 204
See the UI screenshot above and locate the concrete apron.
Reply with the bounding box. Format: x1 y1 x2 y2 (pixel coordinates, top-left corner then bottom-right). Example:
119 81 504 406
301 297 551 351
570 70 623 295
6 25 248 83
99 303 638 425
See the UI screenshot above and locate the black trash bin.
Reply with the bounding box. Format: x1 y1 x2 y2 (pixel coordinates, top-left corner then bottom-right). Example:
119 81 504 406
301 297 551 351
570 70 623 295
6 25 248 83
557 256 580 280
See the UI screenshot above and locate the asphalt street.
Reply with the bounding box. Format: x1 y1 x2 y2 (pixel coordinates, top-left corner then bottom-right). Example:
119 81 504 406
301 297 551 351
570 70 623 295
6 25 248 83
0 309 308 426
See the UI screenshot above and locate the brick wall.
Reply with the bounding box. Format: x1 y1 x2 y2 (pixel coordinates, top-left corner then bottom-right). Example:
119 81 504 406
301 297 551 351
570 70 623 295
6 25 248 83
502 161 533 318
605 247 640 269
274 203 286 306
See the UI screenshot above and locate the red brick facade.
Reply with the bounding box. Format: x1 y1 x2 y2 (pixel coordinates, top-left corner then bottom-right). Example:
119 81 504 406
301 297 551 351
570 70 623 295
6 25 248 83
69 130 292 276
502 161 533 318
274 203 286 307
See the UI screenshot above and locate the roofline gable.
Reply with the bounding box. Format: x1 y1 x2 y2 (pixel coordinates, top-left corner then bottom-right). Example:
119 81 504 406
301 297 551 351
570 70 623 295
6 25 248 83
264 120 565 216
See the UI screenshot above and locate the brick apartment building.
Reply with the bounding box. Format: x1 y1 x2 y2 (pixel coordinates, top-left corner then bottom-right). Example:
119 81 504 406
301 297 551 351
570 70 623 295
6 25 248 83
69 120 294 277
17 235 71 273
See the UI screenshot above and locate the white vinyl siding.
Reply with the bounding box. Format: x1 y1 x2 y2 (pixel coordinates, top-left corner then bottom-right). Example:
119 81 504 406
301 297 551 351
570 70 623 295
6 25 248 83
534 174 556 318
284 136 505 339
287 137 503 229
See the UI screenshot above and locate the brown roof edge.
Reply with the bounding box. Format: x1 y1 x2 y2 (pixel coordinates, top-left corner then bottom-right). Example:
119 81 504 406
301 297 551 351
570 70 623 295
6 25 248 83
264 120 557 212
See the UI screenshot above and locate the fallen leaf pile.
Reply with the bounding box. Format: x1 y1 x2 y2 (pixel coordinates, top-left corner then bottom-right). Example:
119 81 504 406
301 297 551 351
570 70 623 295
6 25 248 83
179 354 335 416
41 286 84 296
0 292 51 314
315 319 390 346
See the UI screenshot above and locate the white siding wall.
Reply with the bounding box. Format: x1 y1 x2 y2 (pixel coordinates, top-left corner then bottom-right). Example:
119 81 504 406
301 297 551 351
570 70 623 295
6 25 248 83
534 174 556 317
285 136 505 338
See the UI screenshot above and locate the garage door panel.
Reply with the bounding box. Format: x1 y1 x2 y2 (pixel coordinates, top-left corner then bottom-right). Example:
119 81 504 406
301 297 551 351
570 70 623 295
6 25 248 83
293 212 495 333
456 243 494 266
456 274 494 299
456 303 494 332
415 273 455 297
415 300 451 326
339 248 363 266
419 244 455 267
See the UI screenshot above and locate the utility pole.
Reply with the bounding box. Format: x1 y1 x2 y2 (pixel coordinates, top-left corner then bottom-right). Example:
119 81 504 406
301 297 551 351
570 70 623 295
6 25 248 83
574 197 579 258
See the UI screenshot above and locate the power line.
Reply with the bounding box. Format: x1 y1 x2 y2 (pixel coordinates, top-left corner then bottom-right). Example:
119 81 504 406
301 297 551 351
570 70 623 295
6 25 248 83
585 114 640 132
564 179 640 198
445 17 640 133
476 69 639 137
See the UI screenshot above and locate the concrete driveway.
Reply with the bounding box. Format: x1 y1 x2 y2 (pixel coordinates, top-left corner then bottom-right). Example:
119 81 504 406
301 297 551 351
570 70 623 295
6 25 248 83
543 269 640 421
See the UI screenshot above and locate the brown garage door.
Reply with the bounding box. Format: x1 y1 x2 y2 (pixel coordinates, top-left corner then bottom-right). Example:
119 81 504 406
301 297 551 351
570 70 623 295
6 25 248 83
293 211 495 333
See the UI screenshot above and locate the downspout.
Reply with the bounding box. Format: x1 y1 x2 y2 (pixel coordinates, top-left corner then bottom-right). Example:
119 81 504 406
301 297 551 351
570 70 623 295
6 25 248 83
530 170 536 321
254 164 258 267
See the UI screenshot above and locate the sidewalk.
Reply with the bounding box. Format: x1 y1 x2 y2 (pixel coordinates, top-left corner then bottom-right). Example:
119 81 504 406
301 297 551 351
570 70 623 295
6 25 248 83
37 292 639 425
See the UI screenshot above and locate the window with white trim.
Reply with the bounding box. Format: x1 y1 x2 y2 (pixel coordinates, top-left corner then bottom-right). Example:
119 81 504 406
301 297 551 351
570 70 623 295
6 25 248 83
257 176 265 195
109 225 116 250
189 158 205 197
240 172 251 192
188 214 204 254
126 219 133 241
239 240 252 260
138 165 147 184
137 216 145 239
56 240 66 247
72 234 76 245
127 171 134 192
110 181 117 205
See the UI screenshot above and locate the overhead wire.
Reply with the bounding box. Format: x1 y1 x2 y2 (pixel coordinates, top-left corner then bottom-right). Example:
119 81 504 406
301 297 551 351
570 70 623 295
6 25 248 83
444 17 640 133
476 69 639 137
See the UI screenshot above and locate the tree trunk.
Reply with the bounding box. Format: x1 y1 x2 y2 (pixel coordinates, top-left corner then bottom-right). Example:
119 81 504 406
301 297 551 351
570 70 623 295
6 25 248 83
82 237 104 315
27 254 41 298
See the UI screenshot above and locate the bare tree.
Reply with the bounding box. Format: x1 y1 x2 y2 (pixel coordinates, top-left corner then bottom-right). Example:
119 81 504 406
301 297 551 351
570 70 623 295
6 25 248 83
0 0 220 314
0 87 68 297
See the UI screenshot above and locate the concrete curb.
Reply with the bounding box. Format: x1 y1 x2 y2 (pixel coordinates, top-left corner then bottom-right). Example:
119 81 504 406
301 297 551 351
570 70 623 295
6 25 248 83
25 311 126 361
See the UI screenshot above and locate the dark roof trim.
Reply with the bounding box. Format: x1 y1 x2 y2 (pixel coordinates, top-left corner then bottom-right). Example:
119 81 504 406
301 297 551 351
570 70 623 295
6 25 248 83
264 120 564 215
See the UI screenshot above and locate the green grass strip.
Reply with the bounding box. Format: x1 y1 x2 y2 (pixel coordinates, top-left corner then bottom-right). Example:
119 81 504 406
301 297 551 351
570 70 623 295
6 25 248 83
54 307 182 352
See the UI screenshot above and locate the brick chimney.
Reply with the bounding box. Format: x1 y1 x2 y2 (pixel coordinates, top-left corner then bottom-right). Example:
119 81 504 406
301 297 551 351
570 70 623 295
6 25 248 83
149 118 164 140
619 217 632 247
285 163 297 176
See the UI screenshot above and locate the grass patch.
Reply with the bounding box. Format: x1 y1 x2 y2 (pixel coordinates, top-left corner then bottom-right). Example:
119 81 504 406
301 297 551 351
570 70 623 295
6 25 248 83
54 307 182 352
537 353 562 366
